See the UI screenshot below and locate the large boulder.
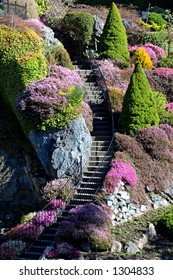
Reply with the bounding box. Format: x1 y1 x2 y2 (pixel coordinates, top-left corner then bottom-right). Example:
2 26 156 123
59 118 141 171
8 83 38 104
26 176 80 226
28 116 92 179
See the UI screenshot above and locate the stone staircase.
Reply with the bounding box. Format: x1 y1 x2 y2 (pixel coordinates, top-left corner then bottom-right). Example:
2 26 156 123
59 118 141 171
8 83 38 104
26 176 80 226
18 66 114 260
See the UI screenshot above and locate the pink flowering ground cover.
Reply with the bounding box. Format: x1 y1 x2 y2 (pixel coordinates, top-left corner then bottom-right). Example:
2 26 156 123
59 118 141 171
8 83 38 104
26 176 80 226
103 160 138 194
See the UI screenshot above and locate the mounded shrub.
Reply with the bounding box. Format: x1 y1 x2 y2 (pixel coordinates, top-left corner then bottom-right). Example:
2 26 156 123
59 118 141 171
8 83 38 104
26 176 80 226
114 132 173 196
133 47 153 69
118 62 159 135
98 2 129 62
136 126 172 161
60 11 94 52
155 206 173 241
17 65 85 130
55 203 112 252
0 24 47 134
108 87 125 113
46 45 74 70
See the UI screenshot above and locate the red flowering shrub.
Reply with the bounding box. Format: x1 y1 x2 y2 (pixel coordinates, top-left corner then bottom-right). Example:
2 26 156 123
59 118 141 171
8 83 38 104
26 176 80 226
8 223 44 241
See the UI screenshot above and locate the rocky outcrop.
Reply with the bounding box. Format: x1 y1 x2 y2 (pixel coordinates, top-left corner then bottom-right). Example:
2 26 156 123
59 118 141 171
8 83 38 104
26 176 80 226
28 116 92 180
0 151 47 209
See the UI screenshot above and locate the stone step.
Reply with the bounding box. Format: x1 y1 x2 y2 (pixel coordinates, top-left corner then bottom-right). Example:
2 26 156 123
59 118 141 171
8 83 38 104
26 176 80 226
82 176 105 183
89 155 112 162
90 150 112 156
92 136 112 141
87 163 110 170
91 131 112 137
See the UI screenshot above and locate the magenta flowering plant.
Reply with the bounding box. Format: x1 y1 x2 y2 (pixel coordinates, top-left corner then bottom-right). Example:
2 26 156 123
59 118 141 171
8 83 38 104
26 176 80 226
33 210 57 227
25 19 45 33
48 198 66 210
103 160 138 194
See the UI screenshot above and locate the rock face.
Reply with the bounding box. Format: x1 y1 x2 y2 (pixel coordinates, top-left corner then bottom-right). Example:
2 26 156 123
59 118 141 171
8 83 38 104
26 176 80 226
0 151 47 209
28 116 92 179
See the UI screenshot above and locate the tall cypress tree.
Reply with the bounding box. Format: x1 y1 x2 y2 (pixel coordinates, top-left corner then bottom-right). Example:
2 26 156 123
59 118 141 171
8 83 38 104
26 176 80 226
118 62 159 135
97 2 129 61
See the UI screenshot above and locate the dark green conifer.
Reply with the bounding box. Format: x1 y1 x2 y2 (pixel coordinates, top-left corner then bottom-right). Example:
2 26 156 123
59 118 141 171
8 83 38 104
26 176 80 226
98 2 129 61
118 62 159 135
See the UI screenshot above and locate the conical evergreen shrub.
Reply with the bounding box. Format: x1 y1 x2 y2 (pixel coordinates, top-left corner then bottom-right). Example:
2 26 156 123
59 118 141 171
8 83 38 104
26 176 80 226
98 2 129 62
118 62 159 135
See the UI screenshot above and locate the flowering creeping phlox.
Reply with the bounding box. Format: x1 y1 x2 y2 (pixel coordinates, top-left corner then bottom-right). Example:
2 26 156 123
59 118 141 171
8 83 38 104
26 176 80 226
33 210 57 227
80 102 93 131
103 160 138 194
159 123 173 141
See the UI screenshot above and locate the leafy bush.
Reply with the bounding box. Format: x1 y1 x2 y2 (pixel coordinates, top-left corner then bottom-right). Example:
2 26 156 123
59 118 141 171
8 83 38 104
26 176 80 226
159 111 173 127
0 24 47 134
152 90 167 115
98 2 129 61
60 11 94 51
20 212 37 224
133 47 153 69
46 45 74 70
148 12 167 29
155 206 173 241
119 62 159 135
103 160 138 195
42 179 76 203
108 87 125 113
157 57 173 68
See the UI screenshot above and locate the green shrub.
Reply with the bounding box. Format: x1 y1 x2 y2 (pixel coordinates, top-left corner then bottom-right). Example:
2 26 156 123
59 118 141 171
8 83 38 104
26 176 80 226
155 206 173 241
98 2 129 62
118 62 159 135
108 87 125 113
60 11 94 52
152 90 167 116
159 111 173 127
46 45 74 70
35 0 50 16
0 25 47 134
157 57 173 68
148 12 167 29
